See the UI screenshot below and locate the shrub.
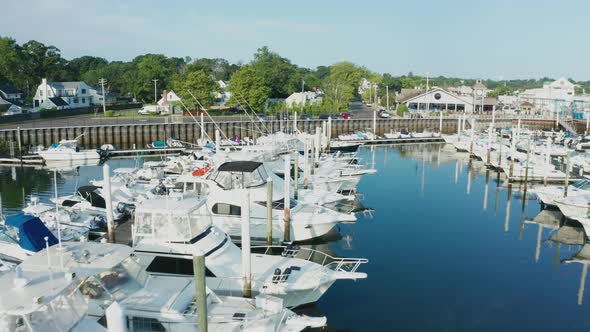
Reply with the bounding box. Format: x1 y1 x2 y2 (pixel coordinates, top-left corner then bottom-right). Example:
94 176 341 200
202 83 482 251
396 104 409 117
39 107 59 118
104 110 115 117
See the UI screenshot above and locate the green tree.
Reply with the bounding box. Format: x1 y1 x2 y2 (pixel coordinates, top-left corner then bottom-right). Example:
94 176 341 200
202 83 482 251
228 65 271 110
251 46 298 97
323 62 366 106
0 37 24 89
174 70 219 109
21 40 68 87
66 56 108 80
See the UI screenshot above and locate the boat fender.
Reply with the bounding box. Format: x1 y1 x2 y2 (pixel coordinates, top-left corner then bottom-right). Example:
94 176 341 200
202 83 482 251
192 165 211 177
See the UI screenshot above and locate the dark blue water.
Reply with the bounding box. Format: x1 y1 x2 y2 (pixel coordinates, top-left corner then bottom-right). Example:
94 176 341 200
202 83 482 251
316 145 590 331
1 145 589 331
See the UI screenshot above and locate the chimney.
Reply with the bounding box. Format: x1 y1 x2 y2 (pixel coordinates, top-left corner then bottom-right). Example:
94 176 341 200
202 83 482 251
42 78 48 101
162 90 168 105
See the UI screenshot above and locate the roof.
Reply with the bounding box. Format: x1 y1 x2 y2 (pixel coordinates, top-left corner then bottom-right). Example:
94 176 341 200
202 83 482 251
218 161 262 173
135 197 206 215
20 242 133 277
48 81 85 89
48 97 69 106
396 89 425 103
0 83 20 94
473 80 487 90
0 270 73 314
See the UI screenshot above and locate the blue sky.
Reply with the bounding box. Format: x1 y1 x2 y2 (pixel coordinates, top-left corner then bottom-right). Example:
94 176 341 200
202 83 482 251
2 0 589 79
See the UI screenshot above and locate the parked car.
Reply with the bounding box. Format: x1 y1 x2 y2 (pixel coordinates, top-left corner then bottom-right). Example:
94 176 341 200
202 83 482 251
378 110 391 118
138 106 160 115
319 114 340 120
340 112 352 119
300 114 313 120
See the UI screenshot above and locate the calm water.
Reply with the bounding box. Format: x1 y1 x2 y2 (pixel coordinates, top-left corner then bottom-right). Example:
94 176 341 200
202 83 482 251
1 145 590 331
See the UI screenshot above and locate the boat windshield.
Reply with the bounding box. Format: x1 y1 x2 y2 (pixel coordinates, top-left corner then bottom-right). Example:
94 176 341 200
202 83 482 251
255 198 298 210
209 167 268 190
0 223 20 244
573 179 590 189
134 210 203 242
79 256 146 302
0 283 88 332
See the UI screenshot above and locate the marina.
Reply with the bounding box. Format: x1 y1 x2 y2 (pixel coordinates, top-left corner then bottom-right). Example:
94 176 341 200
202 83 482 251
3 1 590 329
3 136 590 330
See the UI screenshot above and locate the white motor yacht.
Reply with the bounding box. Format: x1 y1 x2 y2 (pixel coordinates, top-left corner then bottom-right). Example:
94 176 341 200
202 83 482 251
132 198 368 308
533 179 590 207
37 138 100 162
0 268 106 331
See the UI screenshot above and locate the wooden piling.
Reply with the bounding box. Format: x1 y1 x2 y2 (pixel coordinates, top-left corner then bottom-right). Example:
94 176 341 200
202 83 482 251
192 254 208 332
266 178 273 245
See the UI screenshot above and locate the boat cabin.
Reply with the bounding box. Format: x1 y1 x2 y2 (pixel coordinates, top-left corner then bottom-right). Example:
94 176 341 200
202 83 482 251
133 197 208 243
208 161 268 190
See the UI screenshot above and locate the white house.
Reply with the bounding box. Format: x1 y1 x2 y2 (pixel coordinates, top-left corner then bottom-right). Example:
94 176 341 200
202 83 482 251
33 78 108 109
358 78 375 95
0 84 24 102
518 77 577 114
214 80 232 106
157 90 182 106
285 91 323 108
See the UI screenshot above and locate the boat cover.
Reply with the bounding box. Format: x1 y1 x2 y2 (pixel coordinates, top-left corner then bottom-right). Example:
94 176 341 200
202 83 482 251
5 214 58 252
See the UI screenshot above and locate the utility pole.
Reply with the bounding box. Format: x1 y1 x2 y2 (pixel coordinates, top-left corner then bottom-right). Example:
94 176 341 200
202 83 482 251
386 86 389 111
301 78 305 114
152 79 159 103
98 78 107 114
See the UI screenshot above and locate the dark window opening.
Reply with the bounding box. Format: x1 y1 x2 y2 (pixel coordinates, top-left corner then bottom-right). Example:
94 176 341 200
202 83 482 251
212 203 241 216
146 256 216 277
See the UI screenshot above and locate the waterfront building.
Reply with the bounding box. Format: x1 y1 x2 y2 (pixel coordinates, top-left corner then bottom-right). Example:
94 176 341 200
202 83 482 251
397 87 496 114
517 77 577 114
32 78 112 109
286 91 323 108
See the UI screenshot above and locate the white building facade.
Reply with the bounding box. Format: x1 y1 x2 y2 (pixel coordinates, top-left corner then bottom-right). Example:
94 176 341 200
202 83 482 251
517 77 576 114
285 91 323 108
33 79 106 109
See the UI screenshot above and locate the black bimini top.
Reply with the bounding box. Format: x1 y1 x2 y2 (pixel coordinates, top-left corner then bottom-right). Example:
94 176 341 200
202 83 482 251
218 161 262 173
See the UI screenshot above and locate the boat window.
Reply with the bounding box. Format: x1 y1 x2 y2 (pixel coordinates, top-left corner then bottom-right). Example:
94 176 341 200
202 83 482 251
574 179 590 189
212 203 241 216
131 317 166 332
255 198 297 210
146 256 216 277
210 169 266 189
1 225 19 243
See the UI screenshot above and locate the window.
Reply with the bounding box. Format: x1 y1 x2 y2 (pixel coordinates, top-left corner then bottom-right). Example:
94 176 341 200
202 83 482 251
82 98 85 103
212 203 241 216
255 198 297 210
81 89 86 94
40 90 43 97
146 256 216 277
434 93 441 100
73 98 78 103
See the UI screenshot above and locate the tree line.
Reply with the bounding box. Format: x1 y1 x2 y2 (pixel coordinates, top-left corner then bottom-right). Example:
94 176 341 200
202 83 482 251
1 36 589 114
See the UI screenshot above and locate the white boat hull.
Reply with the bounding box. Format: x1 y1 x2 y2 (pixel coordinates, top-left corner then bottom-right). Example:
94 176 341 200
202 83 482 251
38 149 100 161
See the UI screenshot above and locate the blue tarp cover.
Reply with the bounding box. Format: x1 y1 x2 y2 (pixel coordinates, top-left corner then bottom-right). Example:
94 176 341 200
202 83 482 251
5 214 58 252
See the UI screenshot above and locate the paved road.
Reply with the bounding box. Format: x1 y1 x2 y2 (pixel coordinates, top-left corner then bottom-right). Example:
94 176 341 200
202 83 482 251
0 102 382 129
